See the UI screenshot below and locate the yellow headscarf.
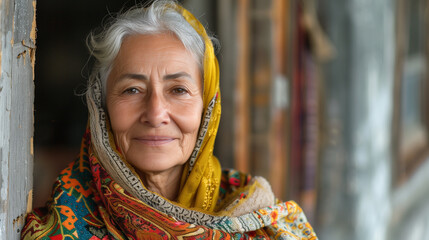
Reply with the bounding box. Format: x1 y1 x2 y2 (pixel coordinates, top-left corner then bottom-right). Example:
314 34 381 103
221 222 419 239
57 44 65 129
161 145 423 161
175 5 222 212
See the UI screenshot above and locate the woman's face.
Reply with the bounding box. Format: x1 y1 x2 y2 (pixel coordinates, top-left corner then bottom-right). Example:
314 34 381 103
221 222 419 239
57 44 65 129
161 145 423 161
106 33 203 176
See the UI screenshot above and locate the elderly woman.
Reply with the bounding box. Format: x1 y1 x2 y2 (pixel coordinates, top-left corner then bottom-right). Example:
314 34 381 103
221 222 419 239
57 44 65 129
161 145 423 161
22 1 317 239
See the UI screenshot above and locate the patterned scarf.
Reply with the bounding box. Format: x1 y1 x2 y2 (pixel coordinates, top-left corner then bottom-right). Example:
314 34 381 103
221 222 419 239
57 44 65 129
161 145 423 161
21 130 317 239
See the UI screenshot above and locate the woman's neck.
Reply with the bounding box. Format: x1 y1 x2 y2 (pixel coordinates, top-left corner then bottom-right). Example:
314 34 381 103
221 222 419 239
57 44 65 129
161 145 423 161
137 165 183 201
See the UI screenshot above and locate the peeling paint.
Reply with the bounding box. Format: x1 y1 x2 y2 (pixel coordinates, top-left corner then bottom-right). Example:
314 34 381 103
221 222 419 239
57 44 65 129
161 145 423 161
16 39 37 69
10 16 14 46
30 0 37 44
30 48 36 80
26 189 32 214
17 50 27 63
2 0 35 238
30 137 33 156
21 40 36 79
12 214 25 230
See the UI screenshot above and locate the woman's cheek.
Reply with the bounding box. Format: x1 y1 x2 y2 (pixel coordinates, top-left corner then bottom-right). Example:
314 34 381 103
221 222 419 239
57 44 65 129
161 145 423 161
174 101 203 134
109 100 137 129
107 100 135 153
115 132 129 155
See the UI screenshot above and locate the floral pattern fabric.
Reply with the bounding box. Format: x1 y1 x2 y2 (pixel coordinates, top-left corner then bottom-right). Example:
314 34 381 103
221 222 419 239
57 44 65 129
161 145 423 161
21 132 317 240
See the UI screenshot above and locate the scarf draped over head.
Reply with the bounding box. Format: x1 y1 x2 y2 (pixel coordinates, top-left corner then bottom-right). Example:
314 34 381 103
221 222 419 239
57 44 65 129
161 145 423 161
176 5 222 212
86 2 222 213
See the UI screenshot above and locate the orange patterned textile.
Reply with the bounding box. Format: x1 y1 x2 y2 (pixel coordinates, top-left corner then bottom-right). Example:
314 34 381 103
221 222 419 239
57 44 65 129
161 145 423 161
22 130 317 239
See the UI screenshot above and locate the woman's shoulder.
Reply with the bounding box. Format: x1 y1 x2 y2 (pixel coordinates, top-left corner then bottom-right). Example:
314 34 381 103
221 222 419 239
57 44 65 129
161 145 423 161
216 170 318 239
217 169 274 214
21 157 107 240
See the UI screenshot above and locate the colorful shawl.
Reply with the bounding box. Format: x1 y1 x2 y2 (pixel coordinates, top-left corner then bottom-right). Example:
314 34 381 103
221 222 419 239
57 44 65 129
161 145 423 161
22 2 317 239
21 131 317 239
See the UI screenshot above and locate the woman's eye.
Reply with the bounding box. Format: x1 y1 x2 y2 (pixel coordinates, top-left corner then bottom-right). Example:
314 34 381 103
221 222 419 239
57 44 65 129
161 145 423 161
123 88 140 95
172 87 188 95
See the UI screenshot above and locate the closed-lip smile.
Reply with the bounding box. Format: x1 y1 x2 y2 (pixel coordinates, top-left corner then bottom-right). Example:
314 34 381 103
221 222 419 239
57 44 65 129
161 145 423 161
133 136 175 146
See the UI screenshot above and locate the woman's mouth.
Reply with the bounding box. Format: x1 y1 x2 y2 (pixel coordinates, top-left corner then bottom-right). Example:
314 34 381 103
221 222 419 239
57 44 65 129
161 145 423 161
133 136 175 146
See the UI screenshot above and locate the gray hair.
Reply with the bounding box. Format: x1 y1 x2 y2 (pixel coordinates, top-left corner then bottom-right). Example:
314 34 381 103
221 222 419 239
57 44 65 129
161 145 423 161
86 0 207 99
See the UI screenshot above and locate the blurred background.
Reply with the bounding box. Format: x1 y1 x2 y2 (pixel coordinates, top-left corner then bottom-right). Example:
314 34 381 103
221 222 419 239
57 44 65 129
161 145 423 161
34 0 429 239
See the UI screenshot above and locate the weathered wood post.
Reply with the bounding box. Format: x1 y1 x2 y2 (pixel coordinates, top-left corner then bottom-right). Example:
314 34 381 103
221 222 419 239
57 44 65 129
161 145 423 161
0 0 36 239
316 0 394 239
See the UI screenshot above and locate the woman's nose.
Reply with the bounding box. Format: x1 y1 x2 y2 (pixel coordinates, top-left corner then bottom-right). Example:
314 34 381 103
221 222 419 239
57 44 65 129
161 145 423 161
141 92 170 127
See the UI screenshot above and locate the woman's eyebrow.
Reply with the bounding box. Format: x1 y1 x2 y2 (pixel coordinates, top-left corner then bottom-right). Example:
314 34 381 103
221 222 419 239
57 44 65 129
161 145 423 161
118 73 148 82
163 72 193 81
117 72 194 82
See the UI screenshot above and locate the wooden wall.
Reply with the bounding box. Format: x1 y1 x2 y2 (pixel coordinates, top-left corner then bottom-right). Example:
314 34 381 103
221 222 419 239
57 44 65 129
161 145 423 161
0 0 36 238
215 0 293 202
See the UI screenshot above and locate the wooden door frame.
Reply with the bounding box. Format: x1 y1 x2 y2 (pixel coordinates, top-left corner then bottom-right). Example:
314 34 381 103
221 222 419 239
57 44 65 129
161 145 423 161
0 0 36 239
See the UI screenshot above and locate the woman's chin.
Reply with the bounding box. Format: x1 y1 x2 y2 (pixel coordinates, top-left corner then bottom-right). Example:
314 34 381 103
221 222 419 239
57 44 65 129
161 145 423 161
126 152 186 175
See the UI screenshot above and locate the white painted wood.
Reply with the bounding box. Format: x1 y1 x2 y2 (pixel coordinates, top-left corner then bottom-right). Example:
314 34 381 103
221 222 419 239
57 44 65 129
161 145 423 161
0 0 35 239
316 1 395 239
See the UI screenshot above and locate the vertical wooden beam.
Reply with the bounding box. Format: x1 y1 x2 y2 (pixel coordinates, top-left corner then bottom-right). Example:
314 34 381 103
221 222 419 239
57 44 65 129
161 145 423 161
391 0 406 184
216 0 237 169
426 0 429 133
0 0 36 239
289 0 304 202
235 0 250 172
270 0 290 199
272 0 288 74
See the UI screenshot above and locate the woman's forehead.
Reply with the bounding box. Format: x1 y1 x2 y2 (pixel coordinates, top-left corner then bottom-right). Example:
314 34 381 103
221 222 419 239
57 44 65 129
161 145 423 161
118 34 195 64
106 34 202 87
110 34 200 76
